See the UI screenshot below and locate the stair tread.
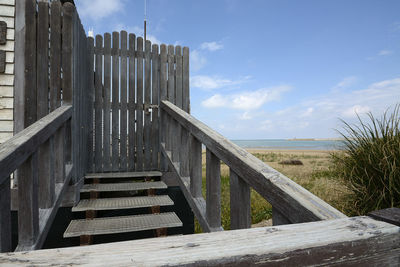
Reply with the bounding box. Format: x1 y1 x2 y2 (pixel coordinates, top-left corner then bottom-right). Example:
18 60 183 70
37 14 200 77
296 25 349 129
63 212 182 237
72 196 174 212
85 171 162 179
80 181 167 193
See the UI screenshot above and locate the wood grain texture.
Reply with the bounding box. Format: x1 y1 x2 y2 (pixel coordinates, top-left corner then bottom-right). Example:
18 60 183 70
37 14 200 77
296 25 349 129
128 33 136 171
0 176 11 252
159 44 168 171
3 217 399 266
136 37 144 171
230 169 251 229
144 40 152 171
160 100 346 223
102 33 111 172
206 149 221 229
190 136 202 198
182 47 190 113
111 32 119 172
94 35 103 172
86 36 94 173
369 208 400 227
118 31 128 171
272 206 291 226
151 44 159 170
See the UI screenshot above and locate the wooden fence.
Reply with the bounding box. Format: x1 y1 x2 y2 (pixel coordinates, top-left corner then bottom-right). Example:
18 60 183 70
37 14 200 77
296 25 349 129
89 34 189 173
0 0 91 252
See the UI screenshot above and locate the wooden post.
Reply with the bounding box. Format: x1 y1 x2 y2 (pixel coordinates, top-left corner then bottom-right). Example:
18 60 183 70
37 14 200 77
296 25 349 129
37 1 54 209
103 33 111 172
206 149 221 229
112 32 120 172
144 40 152 171
94 35 103 172
190 136 202 198
50 0 65 183
159 44 168 171
182 47 190 113
151 44 159 170
18 153 39 248
86 36 95 173
128 33 136 171
0 176 11 252
120 31 128 171
230 169 251 229
136 37 144 171
167 45 174 155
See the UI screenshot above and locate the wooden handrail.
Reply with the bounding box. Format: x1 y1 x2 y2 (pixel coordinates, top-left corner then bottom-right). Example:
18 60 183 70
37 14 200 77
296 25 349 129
160 100 346 225
0 105 72 184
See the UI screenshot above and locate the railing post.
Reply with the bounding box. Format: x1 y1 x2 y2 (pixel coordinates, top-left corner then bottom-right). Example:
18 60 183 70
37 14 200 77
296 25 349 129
159 44 168 171
206 149 221 229
0 176 11 252
190 136 202 198
180 128 190 178
230 169 251 229
18 153 39 249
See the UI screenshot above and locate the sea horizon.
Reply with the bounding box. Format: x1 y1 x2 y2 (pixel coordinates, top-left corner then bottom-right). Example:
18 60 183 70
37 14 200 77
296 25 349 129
230 139 344 151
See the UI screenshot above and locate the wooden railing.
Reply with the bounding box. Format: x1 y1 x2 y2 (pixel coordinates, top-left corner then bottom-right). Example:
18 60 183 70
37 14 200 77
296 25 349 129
0 106 73 252
160 100 346 232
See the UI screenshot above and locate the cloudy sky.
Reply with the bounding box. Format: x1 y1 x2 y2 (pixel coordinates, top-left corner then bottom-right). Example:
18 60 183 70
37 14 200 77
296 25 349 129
76 0 400 139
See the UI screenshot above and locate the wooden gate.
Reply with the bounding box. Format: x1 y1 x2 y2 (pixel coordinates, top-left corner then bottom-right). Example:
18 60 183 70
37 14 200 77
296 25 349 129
89 32 189 173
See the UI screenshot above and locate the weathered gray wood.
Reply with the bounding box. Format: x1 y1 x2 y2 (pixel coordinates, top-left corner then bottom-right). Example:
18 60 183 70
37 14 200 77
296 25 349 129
17 152 39 250
182 47 190 113
175 46 183 109
230 169 251 229
136 37 144 171
37 1 54 209
128 33 136 171
180 129 190 178
86 36 95 173
161 144 218 232
3 217 399 266
61 3 74 165
160 100 346 223
119 31 128 171
50 0 65 183
0 177 11 252
151 44 159 170
143 40 152 171
111 32 120 172
0 106 72 185
206 149 221 229
85 171 162 179
159 44 168 171
190 135 202 198
272 206 291 226
0 21 6 45
369 208 400 227
103 33 111 172
71 7 79 183
94 35 103 172
166 45 174 155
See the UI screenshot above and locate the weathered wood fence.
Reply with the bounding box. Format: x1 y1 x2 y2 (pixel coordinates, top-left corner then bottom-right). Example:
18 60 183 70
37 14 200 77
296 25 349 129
89 34 189 173
160 100 347 231
0 0 91 252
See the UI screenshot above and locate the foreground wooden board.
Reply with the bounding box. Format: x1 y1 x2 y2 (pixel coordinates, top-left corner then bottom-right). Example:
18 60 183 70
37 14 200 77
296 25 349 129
1 216 399 266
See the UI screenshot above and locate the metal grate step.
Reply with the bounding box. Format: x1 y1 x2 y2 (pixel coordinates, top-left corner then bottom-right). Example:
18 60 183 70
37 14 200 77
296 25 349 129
72 196 174 212
85 171 162 179
80 181 167 193
63 212 182 237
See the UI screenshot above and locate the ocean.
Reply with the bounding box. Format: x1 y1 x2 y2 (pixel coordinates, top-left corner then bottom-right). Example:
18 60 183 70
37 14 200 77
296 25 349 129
231 139 344 150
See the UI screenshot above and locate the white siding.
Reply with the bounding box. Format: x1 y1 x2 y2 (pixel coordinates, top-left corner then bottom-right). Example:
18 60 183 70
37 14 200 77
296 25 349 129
0 0 14 144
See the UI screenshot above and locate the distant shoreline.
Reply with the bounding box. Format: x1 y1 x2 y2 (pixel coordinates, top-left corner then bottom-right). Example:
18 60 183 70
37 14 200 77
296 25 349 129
287 138 344 141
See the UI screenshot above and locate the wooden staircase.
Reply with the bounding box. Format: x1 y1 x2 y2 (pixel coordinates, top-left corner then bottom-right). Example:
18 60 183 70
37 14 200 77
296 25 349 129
63 171 182 244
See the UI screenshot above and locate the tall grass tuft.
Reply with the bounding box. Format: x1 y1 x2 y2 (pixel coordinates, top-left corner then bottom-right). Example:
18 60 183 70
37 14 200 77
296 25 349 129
332 105 400 215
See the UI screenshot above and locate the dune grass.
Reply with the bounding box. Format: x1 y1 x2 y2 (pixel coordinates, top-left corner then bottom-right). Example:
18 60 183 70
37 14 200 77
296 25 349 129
195 150 353 233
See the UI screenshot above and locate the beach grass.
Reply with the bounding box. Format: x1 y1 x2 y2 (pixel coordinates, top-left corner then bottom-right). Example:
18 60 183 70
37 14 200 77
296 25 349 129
194 149 354 233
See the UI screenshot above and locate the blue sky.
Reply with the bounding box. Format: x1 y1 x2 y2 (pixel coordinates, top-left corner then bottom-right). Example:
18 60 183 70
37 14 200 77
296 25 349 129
76 0 400 139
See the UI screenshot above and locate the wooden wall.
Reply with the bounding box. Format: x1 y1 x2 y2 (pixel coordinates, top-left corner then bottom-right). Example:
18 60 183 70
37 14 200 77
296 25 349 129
0 0 15 144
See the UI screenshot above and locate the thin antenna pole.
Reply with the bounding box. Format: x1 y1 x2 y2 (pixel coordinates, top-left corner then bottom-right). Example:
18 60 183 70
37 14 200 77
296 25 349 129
144 0 147 42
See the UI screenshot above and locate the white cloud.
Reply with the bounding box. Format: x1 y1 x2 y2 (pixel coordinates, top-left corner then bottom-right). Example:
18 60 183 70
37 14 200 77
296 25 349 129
300 107 314 117
191 75 249 90
77 0 125 21
190 50 207 71
342 105 371 118
332 76 357 91
201 85 291 110
238 111 252 120
378 50 393 56
200 41 223 51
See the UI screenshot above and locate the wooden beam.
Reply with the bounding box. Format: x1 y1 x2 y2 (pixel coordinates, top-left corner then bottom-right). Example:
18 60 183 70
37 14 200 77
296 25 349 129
1 217 399 266
230 169 251 229
206 149 221 229
160 100 346 223
0 106 72 185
